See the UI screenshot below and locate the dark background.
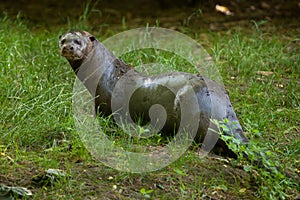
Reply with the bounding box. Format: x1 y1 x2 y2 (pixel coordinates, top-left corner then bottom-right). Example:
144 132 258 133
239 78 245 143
0 0 299 32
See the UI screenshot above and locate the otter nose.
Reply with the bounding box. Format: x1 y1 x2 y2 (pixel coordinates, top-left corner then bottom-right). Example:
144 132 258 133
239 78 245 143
62 45 74 53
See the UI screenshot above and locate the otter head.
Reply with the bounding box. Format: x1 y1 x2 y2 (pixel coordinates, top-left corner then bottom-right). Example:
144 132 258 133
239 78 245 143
59 31 96 71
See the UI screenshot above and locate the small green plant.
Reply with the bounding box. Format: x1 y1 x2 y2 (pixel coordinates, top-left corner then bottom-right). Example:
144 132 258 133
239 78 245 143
174 168 188 195
79 0 101 23
212 119 297 200
140 187 154 198
184 8 203 27
250 20 269 32
121 16 127 30
67 0 102 31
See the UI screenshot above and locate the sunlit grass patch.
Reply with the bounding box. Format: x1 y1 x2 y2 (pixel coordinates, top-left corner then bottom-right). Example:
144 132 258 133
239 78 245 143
0 17 74 148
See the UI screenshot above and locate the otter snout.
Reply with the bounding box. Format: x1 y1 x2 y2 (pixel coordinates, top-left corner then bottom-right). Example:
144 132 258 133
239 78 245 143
60 44 75 58
59 32 89 60
59 31 96 62
59 39 85 60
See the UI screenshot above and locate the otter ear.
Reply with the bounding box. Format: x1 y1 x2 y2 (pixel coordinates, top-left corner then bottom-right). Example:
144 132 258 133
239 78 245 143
89 36 96 42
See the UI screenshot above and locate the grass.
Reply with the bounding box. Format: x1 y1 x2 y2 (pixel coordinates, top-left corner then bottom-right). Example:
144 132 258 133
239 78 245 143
0 10 299 200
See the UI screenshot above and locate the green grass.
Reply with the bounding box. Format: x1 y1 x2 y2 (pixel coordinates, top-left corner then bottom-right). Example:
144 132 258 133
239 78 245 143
0 12 299 200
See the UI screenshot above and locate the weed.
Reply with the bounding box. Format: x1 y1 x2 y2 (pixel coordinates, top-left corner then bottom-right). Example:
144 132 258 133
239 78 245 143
213 118 299 199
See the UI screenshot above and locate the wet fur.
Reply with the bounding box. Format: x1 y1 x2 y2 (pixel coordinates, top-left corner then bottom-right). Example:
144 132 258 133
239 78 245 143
59 31 248 157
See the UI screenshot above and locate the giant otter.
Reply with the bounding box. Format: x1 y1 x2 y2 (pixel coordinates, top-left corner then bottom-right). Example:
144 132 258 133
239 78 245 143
59 30 249 157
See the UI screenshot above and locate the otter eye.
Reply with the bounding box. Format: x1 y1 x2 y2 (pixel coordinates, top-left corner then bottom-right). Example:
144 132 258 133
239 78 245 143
89 36 96 42
74 40 81 45
60 39 66 45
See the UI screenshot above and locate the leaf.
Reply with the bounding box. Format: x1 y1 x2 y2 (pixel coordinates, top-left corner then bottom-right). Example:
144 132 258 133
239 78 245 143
45 168 65 177
0 184 32 199
215 5 233 16
156 184 164 189
275 83 284 88
243 165 251 172
112 185 117 190
140 188 153 195
239 188 247 193
140 188 146 194
211 184 228 191
256 71 273 76
173 168 187 176
32 168 66 186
